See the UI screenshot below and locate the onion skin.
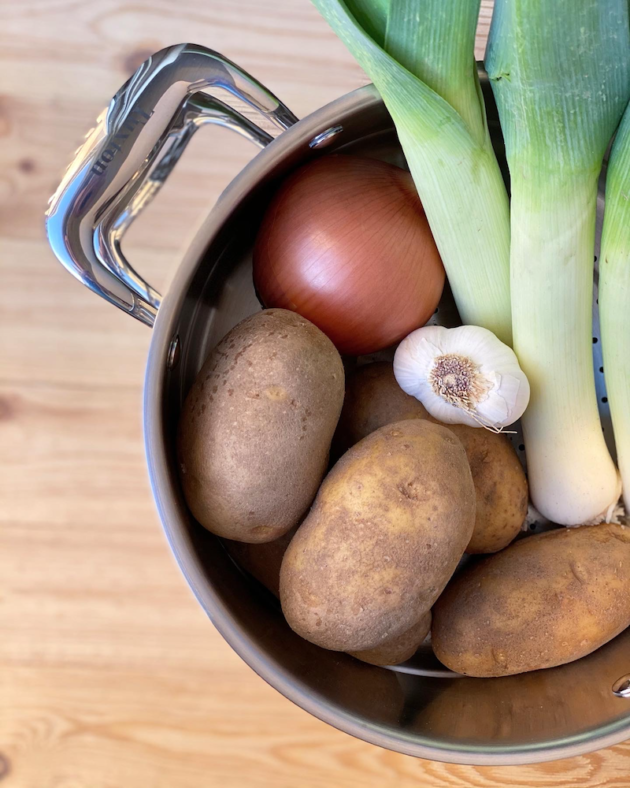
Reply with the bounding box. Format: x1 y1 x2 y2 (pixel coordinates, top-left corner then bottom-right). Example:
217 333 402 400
253 155 445 355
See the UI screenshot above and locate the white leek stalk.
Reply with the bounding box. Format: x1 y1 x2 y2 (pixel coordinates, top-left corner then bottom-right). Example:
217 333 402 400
313 0 512 345
486 0 630 524
600 102 630 513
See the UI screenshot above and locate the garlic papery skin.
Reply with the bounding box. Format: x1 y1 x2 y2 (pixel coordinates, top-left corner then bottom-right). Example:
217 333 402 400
393 325 530 430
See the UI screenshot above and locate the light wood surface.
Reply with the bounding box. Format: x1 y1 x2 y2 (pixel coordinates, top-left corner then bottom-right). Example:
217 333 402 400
2 2 629 786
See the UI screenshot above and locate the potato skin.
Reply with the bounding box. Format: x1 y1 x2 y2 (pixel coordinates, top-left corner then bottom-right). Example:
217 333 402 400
280 420 475 652
178 309 344 543
446 425 528 554
418 628 630 742
333 362 428 456
349 611 431 666
226 525 429 665
332 363 527 554
432 523 630 677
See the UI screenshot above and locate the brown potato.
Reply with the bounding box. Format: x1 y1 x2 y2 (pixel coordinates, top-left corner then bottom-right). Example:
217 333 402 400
331 362 527 554
349 611 431 666
178 309 344 543
225 526 428 666
223 526 298 597
432 523 630 677
417 627 630 743
333 362 429 456
280 420 475 652
446 425 528 554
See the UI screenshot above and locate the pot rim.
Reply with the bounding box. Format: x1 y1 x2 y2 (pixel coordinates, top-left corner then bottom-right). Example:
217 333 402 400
143 83 630 765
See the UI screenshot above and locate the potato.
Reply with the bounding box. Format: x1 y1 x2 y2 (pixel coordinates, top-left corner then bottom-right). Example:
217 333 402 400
280 420 475 652
432 523 630 677
446 425 528 554
333 362 429 456
178 309 344 543
419 627 630 742
331 362 527 554
225 525 428 665
223 526 298 597
349 611 431 666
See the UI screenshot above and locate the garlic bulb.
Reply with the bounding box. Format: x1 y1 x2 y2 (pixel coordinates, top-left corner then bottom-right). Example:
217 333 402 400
393 325 530 430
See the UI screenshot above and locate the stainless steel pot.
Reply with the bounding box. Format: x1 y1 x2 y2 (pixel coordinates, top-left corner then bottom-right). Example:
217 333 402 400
47 44 630 765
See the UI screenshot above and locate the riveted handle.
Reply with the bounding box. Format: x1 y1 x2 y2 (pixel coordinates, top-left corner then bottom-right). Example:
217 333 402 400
46 43 298 327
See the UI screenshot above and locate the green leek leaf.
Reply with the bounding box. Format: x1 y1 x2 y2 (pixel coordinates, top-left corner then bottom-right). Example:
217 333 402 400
385 0 486 145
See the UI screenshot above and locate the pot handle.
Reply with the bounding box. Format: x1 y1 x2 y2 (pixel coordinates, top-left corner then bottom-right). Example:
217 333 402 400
46 43 298 327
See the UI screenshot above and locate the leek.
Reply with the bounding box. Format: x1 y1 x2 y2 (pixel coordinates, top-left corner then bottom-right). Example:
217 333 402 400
313 0 512 345
384 0 486 145
486 1 630 524
600 101 630 513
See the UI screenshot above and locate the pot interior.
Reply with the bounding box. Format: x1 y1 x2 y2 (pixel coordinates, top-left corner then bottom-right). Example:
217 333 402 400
147 79 630 764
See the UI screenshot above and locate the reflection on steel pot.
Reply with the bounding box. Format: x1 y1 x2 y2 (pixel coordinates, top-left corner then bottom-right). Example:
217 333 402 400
46 44 630 765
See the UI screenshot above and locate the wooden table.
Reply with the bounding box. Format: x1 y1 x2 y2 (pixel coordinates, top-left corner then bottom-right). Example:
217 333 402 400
2 1 629 785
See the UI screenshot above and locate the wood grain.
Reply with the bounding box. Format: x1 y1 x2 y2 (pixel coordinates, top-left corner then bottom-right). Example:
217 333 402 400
1 1 629 786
